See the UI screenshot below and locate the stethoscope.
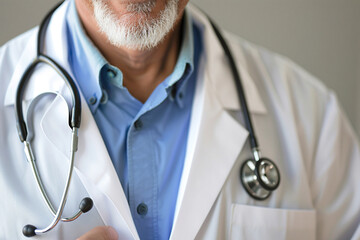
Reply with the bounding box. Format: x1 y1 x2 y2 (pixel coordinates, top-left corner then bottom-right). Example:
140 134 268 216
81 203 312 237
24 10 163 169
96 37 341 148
15 1 280 237
208 19 281 200
15 1 93 238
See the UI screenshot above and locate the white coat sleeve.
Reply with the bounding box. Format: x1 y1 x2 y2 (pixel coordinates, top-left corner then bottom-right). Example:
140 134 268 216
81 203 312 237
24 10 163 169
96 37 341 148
311 91 360 240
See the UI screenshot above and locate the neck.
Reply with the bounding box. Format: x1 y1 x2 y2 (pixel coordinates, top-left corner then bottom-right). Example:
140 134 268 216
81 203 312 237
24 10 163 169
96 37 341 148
75 0 185 103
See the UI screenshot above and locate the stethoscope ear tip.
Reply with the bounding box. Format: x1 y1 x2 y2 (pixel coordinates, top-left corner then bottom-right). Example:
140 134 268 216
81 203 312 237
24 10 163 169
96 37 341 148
79 197 93 213
23 224 36 237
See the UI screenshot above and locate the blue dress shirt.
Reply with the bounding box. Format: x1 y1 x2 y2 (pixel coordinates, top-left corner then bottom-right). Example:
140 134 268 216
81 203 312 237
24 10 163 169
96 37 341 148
65 1 203 239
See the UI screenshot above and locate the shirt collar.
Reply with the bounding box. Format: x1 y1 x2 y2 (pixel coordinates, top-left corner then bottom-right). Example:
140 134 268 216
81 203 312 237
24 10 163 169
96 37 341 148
66 0 108 112
66 0 195 110
165 10 194 88
165 10 195 108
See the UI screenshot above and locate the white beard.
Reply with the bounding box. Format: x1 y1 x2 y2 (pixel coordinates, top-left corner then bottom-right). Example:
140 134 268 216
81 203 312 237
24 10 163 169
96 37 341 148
92 0 179 50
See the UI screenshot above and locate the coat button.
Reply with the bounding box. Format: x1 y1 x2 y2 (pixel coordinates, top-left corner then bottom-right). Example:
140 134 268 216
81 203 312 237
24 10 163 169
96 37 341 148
134 119 143 130
137 203 148 216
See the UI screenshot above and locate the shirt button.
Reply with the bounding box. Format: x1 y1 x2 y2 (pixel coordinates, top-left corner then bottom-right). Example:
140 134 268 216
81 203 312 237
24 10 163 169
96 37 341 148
134 119 143 130
89 96 97 105
137 203 148 216
100 89 108 104
107 68 116 79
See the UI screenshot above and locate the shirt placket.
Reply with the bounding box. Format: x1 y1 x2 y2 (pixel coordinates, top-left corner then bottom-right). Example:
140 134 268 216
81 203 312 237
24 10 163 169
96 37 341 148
127 114 158 239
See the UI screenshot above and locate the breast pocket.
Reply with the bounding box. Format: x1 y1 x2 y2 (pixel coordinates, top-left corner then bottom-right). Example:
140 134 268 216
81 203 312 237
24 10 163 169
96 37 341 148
230 204 316 240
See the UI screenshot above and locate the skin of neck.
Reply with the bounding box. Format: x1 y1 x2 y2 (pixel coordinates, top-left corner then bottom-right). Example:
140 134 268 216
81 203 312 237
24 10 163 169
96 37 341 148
75 0 188 103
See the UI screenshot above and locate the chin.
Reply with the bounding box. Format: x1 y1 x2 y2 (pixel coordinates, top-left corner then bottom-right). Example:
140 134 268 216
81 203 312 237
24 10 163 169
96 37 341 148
93 0 179 50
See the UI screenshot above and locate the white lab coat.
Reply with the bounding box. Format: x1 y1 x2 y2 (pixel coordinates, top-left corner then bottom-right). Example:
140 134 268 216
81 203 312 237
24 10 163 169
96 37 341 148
0 1 359 239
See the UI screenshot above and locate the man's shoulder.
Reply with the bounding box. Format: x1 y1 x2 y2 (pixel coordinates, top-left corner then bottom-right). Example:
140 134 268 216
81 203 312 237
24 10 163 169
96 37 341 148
224 32 331 108
0 27 38 71
222 31 342 141
227 32 327 92
0 27 38 92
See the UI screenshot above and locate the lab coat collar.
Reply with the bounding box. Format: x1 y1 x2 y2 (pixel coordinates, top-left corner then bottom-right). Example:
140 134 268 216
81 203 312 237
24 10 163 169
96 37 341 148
3 1 139 239
170 54 250 240
187 4 267 115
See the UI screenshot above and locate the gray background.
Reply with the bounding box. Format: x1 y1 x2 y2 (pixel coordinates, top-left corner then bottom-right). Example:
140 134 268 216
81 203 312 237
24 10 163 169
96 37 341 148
1 0 360 135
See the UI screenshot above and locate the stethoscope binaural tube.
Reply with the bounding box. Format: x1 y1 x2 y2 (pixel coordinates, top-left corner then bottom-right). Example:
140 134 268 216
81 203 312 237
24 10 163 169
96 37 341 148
14 1 93 237
208 19 281 200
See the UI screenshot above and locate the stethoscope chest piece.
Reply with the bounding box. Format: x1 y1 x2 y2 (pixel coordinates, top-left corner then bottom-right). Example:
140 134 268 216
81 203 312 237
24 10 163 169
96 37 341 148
240 157 280 200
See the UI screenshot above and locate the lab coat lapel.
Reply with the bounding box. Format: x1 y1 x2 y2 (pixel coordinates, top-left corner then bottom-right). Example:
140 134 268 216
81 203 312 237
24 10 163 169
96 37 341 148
170 58 249 240
40 93 139 239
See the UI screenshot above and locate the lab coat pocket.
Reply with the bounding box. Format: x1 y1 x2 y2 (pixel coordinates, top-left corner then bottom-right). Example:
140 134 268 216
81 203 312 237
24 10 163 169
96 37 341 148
230 204 316 240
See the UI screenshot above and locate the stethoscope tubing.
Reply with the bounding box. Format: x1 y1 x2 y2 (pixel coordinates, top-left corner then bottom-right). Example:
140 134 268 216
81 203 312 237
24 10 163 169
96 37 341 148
15 54 82 143
37 1 64 57
208 19 259 150
15 0 80 144
25 128 79 235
